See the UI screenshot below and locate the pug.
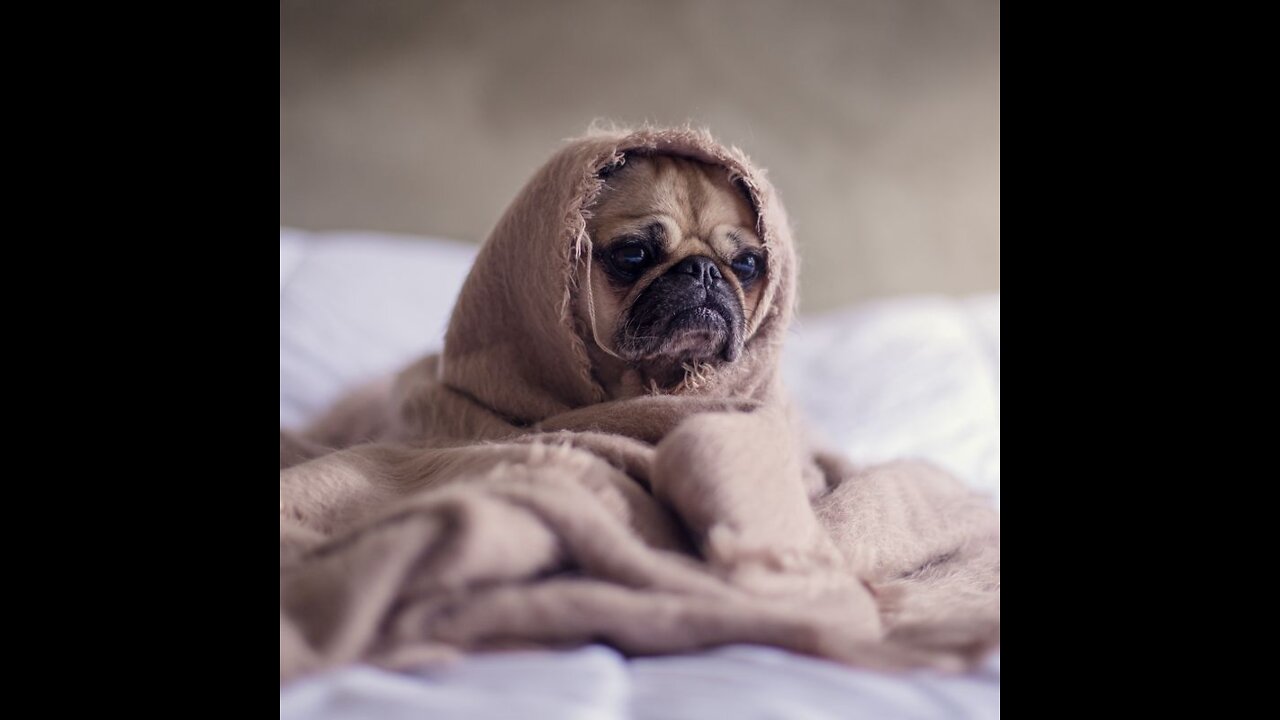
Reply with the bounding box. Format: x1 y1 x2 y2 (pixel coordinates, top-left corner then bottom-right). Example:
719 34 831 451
579 154 767 398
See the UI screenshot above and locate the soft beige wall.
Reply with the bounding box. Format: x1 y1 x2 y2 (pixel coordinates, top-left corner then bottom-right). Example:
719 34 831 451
280 0 999 312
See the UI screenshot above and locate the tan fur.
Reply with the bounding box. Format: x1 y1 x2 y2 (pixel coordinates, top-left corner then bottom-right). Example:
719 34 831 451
581 155 765 397
279 126 999 684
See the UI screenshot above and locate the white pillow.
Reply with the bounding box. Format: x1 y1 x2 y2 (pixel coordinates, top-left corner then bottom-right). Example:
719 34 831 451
784 295 1000 506
279 228 477 428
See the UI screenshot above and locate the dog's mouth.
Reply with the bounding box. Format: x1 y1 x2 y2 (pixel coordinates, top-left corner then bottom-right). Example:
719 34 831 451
616 287 745 365
660 304 733 358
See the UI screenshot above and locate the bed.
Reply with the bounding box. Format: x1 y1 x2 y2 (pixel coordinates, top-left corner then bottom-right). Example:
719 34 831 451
279 227 1000 719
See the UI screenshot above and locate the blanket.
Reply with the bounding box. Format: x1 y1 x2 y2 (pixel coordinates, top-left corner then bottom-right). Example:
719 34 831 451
279 126 1000 684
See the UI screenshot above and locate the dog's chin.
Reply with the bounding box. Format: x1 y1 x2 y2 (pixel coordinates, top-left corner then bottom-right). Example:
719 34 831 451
618 303 744 374
613 277 748 385
660 306 732 360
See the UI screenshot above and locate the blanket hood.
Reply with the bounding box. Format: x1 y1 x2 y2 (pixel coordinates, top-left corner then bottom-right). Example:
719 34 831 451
438 126 798 426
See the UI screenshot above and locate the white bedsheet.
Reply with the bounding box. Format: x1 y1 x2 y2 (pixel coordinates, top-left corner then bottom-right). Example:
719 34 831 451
282 645 999 720
279 227 1000 718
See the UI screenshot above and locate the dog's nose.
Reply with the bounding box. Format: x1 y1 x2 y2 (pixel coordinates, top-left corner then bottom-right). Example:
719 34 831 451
671 255 723 286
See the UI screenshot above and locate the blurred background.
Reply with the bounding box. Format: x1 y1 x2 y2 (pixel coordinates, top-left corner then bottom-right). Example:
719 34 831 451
280 0 999 313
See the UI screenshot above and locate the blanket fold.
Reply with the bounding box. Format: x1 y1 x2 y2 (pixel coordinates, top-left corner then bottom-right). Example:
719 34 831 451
280 126 999 684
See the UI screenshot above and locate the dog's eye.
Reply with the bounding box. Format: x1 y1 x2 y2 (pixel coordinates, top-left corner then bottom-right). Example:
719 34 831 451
610 244 650 273
731 252 762 283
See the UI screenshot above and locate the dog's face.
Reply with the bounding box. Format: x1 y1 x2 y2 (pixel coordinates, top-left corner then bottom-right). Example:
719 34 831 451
583 154 765 390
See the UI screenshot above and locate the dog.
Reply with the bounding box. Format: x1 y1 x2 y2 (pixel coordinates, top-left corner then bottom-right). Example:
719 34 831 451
578 153 767 397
